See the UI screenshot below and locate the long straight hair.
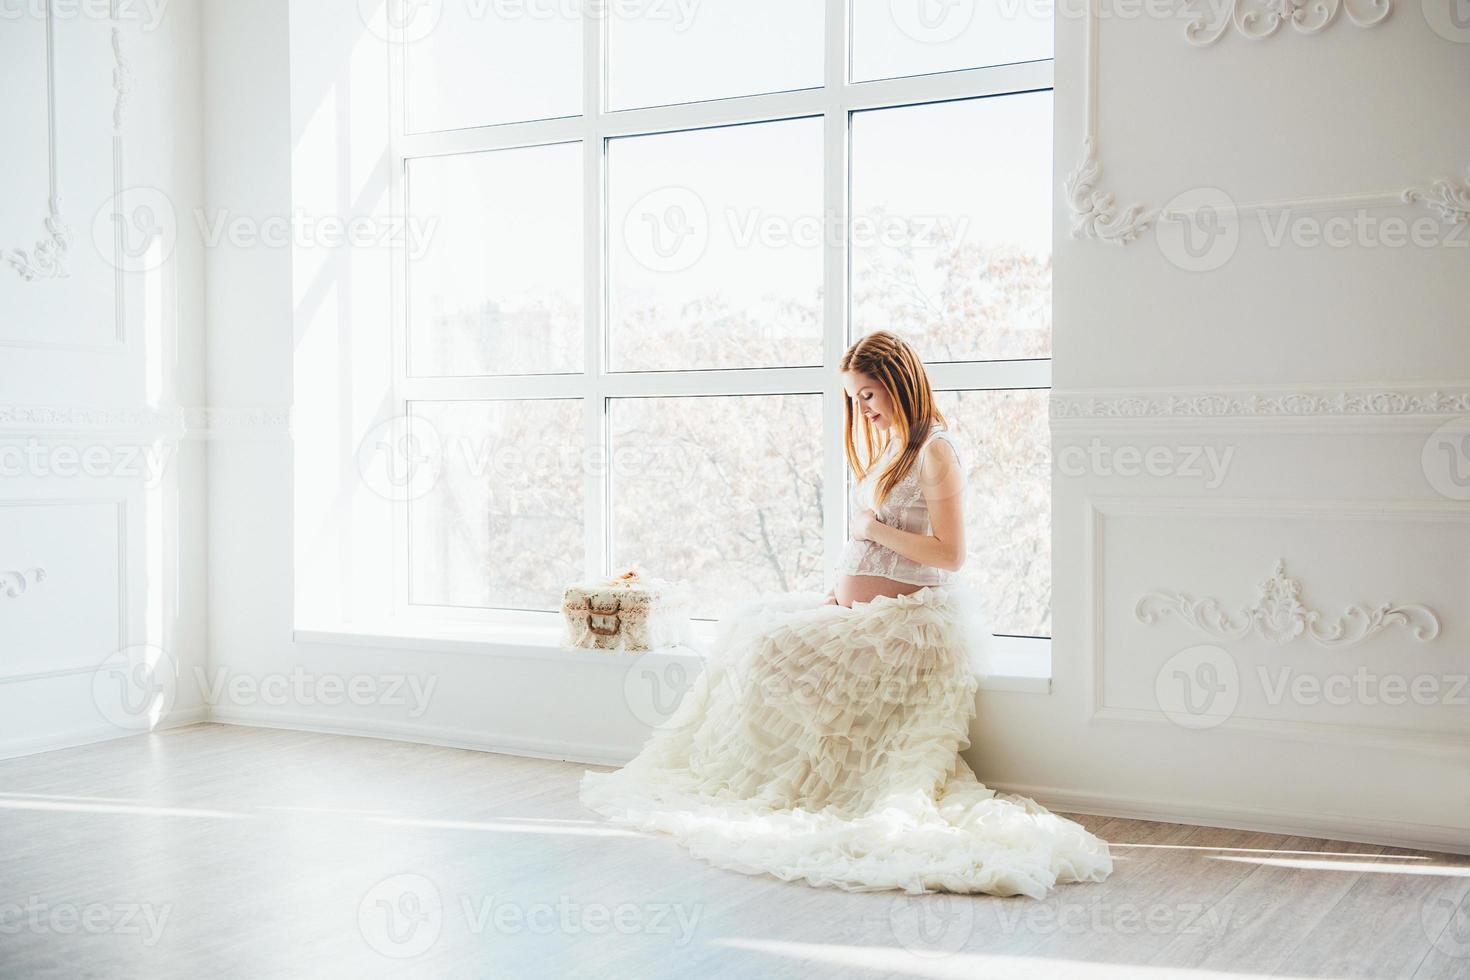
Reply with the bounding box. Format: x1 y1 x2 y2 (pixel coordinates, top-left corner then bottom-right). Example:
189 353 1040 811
839 330 947 511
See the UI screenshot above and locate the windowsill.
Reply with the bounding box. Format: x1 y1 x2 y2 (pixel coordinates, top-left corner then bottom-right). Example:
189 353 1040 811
292 620 1052 694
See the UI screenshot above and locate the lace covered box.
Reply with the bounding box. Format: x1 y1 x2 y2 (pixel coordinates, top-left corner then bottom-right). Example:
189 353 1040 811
561 566 694 652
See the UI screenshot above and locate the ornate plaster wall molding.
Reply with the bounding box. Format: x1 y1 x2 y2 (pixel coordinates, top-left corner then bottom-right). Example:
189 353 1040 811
1069 0 1452 244
8 197 70 283
6 6 130 284
1 568 48 599
1052 385 1470 421
1184 0 1393 46
7 5 69 281
1403 167 1470 226
1136 559 1441 647
1064 137 1159 245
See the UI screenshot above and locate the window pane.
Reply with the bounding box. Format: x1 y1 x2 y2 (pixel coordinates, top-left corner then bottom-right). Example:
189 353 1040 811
935 389 1050 638
607 0 823 111
404 2 580 132
608 120 824 372
850 0 1052 83
407 144 583 377
851 93 1052 362
408 399 584 611
610 394 824 619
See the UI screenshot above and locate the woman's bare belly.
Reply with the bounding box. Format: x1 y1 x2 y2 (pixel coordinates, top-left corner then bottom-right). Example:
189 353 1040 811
834 574 923 608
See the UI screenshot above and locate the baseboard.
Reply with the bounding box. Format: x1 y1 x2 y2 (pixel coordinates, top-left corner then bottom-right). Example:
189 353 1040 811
0 706 210 762
987 781 1470 858
207 707 635 768
206 708 1470 857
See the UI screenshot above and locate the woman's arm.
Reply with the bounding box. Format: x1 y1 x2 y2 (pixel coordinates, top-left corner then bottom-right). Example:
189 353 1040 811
855 438 966 572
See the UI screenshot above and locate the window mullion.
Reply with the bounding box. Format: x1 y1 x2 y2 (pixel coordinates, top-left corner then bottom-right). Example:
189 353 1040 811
582 9 608 584
821 0 850 592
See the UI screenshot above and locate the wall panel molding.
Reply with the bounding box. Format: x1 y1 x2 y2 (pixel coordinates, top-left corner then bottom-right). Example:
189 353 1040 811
1184 0 1393 46
1403 165 1470 225
1 568 48 599
1066 0 1460 244
0 498 128 682
1 2 129 349
1083 497 1470 756
1135 558 1441 647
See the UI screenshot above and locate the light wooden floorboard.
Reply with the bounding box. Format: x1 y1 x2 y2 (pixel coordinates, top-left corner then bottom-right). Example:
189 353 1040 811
0 724 1464 980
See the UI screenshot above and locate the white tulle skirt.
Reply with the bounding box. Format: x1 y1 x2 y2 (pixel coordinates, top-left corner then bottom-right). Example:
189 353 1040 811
578 583 1114 898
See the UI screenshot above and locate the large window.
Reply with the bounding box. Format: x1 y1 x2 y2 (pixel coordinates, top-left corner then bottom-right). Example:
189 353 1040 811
389 0 1054 639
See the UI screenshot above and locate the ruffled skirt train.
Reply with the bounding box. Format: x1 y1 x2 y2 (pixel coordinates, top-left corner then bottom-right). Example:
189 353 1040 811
578 584 1114 898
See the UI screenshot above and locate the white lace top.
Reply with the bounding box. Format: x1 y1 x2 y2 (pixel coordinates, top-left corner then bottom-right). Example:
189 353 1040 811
835 421 966 587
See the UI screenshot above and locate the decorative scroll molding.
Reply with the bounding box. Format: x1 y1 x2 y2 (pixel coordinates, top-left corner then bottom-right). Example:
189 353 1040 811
1403 167 1470 226
1052 386 1470 421
1136 559 1441 647
6 7 130 284
8 197 70 282
7 5 69 281
1070 0 1452 245
1 568 47 599
1184 0 1393 46
1064 137 1159 245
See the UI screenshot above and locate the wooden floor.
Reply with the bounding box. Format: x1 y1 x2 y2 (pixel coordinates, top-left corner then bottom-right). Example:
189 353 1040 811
0 725 1466 980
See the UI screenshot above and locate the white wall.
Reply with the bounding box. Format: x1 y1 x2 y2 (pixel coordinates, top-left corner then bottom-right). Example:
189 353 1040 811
0 0 209 756
999 4 1470 851
202 0 1470 853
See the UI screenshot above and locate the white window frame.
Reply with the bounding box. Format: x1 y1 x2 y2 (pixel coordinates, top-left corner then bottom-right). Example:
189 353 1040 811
380 0 1054 660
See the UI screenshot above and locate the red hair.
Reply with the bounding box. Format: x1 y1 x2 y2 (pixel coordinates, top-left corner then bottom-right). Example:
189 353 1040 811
839 330 947 511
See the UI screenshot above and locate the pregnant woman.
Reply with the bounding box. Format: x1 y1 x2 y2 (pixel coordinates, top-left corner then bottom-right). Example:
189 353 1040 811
579 330 1113 898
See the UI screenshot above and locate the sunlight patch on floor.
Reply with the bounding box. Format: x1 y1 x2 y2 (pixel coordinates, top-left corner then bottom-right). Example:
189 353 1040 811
255 804 644 836
1111 842 1427 859
1210 855 1470 876
0 798 246 819
713 938 1331 980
